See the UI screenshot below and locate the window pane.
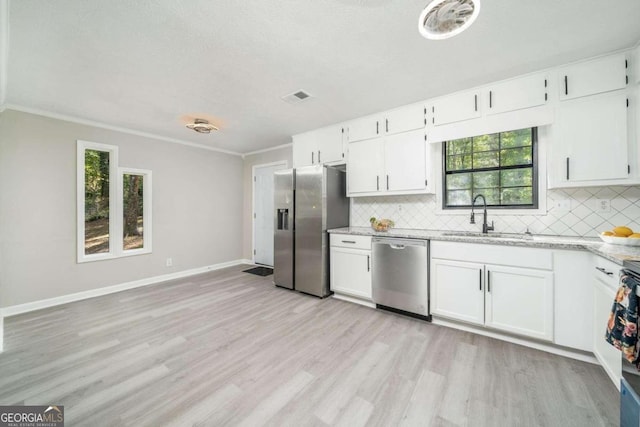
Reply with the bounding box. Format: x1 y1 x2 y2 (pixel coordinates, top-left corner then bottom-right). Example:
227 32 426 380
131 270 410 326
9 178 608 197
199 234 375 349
446 155 472 171
447 138 472 155
501 187 533 205
84 149 110 254
473 151 499 168
447 190 472 206
501 168 532 188
446 173 471 190
472 133 499 152
501 147 532 166
501 129 532 148
473 171 499 189
123 174 144 250
473 189 500 205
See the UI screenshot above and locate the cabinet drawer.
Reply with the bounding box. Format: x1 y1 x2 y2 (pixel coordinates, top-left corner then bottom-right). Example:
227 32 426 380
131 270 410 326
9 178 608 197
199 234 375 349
593 255 620 290
431 241 552 270
330 234 372 250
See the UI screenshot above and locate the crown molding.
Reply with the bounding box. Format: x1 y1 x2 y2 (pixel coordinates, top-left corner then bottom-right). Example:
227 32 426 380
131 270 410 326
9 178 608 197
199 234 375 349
4 104 243 156
0 0 9 107
242 142 293 158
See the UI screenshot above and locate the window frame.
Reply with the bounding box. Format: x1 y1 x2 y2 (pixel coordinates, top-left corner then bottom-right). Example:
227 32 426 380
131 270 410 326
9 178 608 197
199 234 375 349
441 128 539 210
119 167 153 256
77 140 119 263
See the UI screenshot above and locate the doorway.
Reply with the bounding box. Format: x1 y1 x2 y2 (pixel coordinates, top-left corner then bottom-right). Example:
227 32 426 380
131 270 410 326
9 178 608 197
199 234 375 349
253 161 287 266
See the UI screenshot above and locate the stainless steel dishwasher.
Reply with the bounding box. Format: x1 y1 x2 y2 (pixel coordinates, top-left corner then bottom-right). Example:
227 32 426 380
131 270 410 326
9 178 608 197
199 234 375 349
372 237 430 321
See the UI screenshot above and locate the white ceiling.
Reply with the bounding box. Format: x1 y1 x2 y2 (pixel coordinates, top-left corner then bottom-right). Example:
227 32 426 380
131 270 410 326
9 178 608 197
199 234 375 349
4 0 640 154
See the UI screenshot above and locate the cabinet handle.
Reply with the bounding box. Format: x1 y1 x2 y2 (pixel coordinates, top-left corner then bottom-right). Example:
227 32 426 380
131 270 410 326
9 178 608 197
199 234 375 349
564 75 568 95
489 91 492 108
386 175 389 190
376 175 379 191
385 119 389 133
596 267 614 276
376 121 379 135
367 255 370 272
487 270 491 293
341 240 356 244
312 152 314 164
318 150 321 163
566 157 570 180
479 269 482 291
474 94 478 111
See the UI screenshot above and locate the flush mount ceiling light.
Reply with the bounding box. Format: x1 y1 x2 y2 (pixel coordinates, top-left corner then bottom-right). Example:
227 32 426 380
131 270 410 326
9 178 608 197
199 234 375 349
419 0 480 40
185 118 219 134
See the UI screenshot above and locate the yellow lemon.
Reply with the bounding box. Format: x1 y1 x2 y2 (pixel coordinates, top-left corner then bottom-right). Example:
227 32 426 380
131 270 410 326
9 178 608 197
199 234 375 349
601 231 614 236
629 233 640 239
613 226 633 237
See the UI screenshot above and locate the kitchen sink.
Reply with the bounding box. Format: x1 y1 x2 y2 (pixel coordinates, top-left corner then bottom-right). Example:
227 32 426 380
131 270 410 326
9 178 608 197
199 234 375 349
441 231 534 240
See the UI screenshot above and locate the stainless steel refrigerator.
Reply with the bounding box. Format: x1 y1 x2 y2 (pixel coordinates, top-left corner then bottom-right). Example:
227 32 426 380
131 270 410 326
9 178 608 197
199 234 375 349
273 165 349 297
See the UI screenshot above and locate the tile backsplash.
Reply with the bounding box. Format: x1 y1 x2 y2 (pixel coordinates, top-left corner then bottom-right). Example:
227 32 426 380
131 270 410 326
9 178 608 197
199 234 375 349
350 186 640 237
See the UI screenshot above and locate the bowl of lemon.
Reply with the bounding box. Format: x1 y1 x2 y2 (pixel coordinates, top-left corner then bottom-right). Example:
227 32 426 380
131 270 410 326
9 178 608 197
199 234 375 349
600 226 640 246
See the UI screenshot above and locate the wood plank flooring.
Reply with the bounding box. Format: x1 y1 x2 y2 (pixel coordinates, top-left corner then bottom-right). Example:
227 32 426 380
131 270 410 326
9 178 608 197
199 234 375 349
0 265 618 426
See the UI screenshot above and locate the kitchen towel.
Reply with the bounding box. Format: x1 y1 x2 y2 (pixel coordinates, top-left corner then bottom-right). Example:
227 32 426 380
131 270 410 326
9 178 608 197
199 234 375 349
606 269 640 368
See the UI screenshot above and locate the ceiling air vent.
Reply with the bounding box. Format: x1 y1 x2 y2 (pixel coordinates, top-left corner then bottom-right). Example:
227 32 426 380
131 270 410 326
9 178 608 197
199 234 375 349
281 90 313 104
419 0 480 40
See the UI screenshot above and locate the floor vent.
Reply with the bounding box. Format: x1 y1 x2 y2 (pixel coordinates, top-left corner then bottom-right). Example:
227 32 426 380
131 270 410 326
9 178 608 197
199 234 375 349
281 90 313 104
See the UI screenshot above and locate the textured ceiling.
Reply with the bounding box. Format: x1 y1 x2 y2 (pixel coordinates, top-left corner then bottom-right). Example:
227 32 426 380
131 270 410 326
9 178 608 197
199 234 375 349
5 0 640 154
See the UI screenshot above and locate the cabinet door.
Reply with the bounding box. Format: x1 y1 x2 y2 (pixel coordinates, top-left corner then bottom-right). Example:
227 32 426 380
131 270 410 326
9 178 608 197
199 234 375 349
315 124 345 164
593 278 621 388
558 53 627 100
384 104 425 135
347 138 384 195
484 265 554 341
330 247 372 300
556 90 628 182
347 115 381 143
430 259 485 325
486 73 548 115
292 132 317 167
432 89 481 126
383 129 427 192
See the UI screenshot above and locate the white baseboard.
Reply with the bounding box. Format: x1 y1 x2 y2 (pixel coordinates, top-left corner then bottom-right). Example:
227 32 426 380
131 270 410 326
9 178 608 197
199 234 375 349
431 317 598 364
1 259 252 319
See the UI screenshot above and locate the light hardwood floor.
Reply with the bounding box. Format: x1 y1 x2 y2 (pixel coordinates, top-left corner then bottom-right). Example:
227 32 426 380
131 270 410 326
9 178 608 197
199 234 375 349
0 265 618 426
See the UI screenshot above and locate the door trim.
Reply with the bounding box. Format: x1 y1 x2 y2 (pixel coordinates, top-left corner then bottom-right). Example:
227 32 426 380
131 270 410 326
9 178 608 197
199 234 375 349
252 160 288 265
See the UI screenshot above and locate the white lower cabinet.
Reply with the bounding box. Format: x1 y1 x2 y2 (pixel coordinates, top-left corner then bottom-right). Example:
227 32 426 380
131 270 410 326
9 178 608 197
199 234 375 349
593 255 622 388
330 234 372 301
484 265 554 341
430 241 554 342
431 259 484 325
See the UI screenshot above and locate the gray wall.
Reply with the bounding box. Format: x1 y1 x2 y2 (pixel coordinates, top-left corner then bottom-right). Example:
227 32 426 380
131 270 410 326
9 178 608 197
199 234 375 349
0 109 244 307
242 146 293 260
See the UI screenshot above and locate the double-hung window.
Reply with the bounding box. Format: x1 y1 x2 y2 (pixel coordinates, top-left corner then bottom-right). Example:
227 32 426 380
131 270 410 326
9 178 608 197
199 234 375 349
443 128 537 209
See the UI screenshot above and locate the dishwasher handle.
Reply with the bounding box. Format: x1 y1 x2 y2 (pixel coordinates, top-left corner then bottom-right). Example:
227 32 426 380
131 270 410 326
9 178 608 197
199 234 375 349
389 244 406 250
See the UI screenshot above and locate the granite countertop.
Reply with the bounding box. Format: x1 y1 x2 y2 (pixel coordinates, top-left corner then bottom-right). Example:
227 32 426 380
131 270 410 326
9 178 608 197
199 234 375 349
328 226 640 265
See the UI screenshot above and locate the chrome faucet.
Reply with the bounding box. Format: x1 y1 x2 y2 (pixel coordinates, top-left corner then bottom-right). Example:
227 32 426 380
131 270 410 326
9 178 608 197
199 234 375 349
470 194 494 234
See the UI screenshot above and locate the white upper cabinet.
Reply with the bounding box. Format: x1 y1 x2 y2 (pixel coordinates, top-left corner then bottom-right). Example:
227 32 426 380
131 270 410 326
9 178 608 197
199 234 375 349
384 103 426 135
431 89 481 126
485 72 548 115
347 129 430 196
558 53 628 101
347 104 426 142
292 124 345 168
347 138 385 194
346 114 381 143
554 90 629 183
384 129 428 192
